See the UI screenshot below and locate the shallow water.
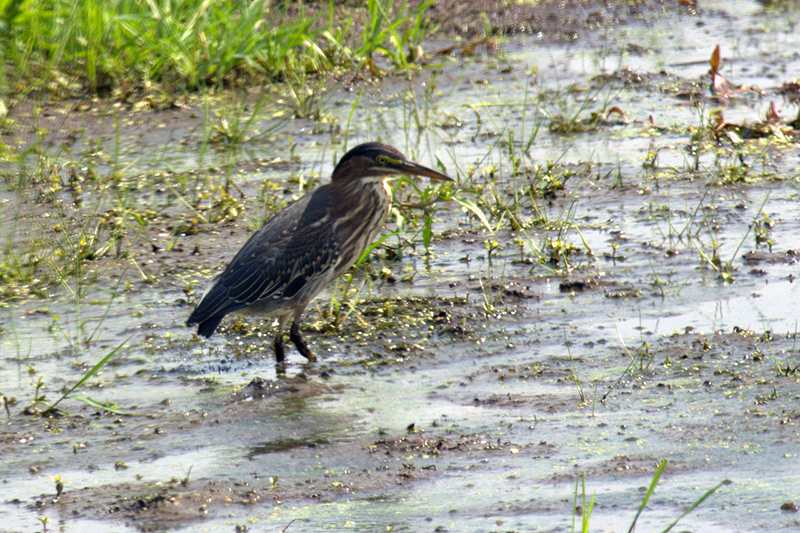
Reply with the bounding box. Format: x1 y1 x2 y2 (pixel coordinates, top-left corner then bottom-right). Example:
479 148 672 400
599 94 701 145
3 1 800 532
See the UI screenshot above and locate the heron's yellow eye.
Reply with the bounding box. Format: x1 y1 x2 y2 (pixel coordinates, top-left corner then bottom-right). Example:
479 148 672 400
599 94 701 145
376 155 389 166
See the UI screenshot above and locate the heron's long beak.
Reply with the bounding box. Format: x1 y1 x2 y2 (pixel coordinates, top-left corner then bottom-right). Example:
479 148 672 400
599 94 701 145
398 160 453 182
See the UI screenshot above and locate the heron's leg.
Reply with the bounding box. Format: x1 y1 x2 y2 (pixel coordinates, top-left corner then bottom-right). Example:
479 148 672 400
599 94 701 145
273 334 286 363
290 322 316 362
272 315 291 364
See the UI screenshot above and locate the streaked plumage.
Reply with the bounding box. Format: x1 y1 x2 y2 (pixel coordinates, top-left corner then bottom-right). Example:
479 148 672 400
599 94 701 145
186 142 452 364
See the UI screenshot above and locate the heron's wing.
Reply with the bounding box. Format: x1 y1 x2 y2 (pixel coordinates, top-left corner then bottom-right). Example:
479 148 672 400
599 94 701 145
187 187 339 324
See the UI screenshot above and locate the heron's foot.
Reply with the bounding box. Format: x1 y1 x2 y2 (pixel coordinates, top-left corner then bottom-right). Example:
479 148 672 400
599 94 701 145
290 322 316 362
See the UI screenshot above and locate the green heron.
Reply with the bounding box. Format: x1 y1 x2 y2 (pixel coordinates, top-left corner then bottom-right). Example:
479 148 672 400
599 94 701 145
186 142 452 363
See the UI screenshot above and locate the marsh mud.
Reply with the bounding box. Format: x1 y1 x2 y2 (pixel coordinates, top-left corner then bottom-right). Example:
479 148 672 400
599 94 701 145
3 1 800 532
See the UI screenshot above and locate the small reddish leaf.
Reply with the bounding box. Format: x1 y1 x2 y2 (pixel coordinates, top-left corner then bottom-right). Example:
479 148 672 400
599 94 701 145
710 44 721 72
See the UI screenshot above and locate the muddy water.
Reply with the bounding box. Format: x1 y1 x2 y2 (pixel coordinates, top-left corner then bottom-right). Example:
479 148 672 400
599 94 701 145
3 1 800 532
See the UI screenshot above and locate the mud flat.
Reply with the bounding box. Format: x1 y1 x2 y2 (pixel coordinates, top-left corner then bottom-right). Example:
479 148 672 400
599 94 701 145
2 1 800 532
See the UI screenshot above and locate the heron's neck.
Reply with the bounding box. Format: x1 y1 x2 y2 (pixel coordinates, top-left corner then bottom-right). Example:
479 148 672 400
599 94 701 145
333 176 391 224
328 177 393 272
337 177 391 209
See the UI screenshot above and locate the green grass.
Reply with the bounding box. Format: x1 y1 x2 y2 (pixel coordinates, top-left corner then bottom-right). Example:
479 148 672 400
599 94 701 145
0 0 438 98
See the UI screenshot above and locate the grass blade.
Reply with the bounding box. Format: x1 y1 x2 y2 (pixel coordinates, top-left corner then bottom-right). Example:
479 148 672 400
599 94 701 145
354 230 400 267
660 479 732 533
453 196 492 232
71 396 133 416
47 335 134 413
628 459 666 533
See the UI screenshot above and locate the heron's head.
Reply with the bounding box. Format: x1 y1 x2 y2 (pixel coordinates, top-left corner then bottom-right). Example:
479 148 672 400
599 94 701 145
332 143 452 183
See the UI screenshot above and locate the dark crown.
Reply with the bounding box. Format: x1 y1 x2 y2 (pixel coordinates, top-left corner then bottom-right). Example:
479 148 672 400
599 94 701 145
332 143 405 177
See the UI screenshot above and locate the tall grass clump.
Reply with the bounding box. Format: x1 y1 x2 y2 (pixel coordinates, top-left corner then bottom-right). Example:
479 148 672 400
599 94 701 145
0 0 327 95
0 0 438 97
